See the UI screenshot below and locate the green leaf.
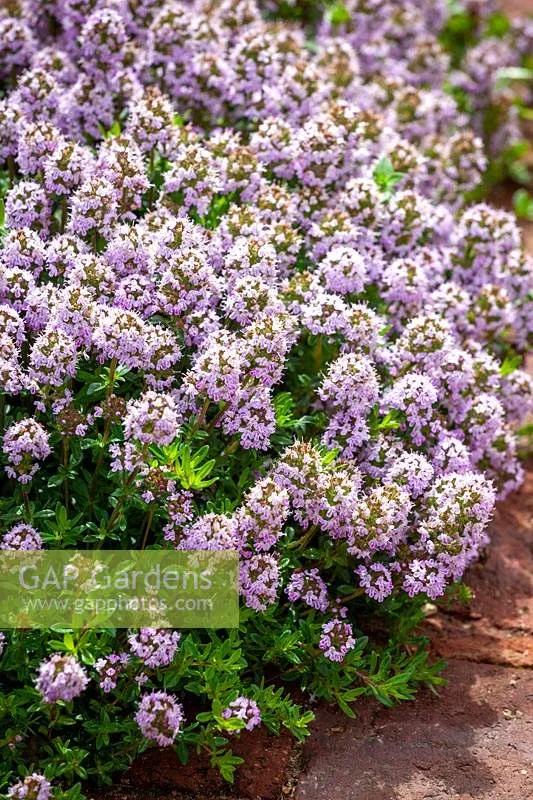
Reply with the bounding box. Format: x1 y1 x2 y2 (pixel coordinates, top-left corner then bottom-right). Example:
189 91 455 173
274 392 295 427
327 2 351 25
175 738 189 764
318 445 339 467
513 189 533 221
149 441 218 490
337 695 357 718
373 157 404 195
86 381 105 397
446 11 474 36
98 120 121 139
500 353 522 376
520 106 533 121
495 66 533 89
210 749 244 783
485 11 510 37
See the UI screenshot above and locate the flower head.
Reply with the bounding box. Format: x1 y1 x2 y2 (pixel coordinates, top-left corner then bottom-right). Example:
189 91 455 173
35 654 89 703
222 697 261 732
135 691 184 746
7 774 52 800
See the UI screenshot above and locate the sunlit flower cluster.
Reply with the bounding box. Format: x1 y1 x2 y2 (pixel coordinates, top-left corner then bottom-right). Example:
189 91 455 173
0 1 531 795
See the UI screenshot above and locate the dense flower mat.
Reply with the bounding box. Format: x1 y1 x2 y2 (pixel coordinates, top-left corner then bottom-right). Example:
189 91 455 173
0 1 532 798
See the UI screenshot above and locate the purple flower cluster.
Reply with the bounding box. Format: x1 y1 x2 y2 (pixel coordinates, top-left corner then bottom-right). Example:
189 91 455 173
123 391 181 446
0 523 43 550
134 691 184 746
319 618 356 663
128 628 181 668
35 654 89 703
222 696 261 732
0 0 530 690
7 774 52 800
286 569 329 613
2 418 51 483
95 652 130 693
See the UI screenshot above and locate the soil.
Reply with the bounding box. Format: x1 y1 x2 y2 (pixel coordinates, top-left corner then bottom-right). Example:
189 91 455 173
89 727 302 800
126 725 299 800
296 661 533 800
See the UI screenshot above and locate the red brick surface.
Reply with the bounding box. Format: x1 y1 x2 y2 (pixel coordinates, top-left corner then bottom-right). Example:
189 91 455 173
295 661 533 800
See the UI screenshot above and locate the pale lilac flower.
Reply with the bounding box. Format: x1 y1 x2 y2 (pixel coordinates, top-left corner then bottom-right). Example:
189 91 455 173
317 246 368 295
5 181 51 236
319 353 379 457
28 328 78 388
95 653 129 693
0 17 36 78
7 774 52 800
1 523 42 551
319 618 356 662
221 382 276 451
384 452 434 498
286 569 329 612
123 391 181 446
240 553 280 611
3 418 51 484
356 563 395 602
17 120 62 176
79 9 128 84
222 697 261 732
186 331 241 404
179 513 238 552
135 691 184 746
128 628 181 668
68 176 118 240
236 477 290 553
35 654 89 703
349 484 411 558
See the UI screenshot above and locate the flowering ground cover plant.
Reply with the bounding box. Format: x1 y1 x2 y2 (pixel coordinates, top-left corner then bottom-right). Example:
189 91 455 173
0 0 532 797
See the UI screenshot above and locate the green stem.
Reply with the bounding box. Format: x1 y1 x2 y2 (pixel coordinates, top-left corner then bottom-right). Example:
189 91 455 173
190 398 211 436
59 195 68 234
147 149 157 207
62 436 70 512
7 156 15 186
313 335 323 373
206 401 228 433
339 588 365 603
48 705 60 730
103 470 139 541
220 437 239 459
288 524 319 551
22 490 31 521
87 361 118 511
141 507 155 549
